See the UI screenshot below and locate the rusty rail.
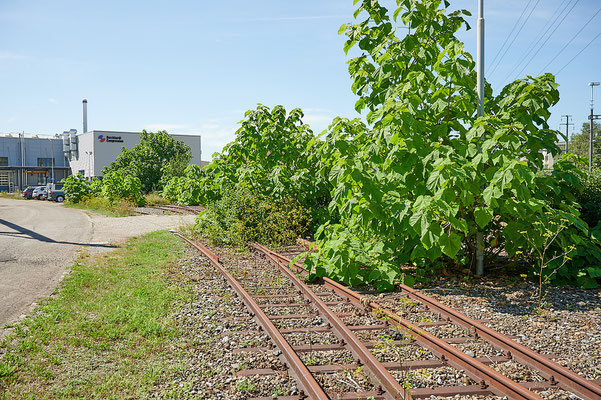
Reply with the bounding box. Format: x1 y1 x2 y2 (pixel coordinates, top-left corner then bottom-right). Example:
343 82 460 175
253 243 554 400
398 284 601 400
174 233 329 399
254 243 410 400
150 204 200 215
293 238 601 398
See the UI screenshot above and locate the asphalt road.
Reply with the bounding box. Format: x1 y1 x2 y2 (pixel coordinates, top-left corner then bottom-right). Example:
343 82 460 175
0 198 194 335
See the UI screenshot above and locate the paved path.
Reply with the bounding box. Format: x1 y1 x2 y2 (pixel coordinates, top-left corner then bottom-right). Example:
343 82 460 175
0 198 195 335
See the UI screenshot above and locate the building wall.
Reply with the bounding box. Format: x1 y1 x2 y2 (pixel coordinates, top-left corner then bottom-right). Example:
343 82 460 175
0 133 70 190
68 132 95 178
70 130 202 178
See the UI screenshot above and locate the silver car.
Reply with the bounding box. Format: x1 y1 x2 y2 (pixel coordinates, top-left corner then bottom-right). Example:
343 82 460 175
31 186 47 200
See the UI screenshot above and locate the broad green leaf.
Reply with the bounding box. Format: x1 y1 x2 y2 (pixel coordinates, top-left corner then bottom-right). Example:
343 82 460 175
439 232 462 258
474 207 493 229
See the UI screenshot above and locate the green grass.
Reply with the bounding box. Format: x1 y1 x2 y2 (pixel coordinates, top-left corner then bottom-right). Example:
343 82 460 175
0 192 23 200
144 192 171 205
63 196 136 217
0 231 192 399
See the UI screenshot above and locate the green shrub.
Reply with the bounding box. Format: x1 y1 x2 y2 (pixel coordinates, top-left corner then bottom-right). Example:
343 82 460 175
101 170 145 206
63 174 98 203
194 188 312 247
144 192 171 205
163 105 333 227
575 168 601 229
103 130 191 193
162 165 205 205
301 0 600 290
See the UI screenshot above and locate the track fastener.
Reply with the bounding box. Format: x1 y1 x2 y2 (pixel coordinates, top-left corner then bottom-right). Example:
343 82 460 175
480 380 488 389
376 385 385 395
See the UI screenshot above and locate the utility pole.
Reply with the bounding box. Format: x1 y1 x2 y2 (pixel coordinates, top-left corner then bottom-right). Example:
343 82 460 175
560 115 573 154
475 0 485 276
589 82 601 171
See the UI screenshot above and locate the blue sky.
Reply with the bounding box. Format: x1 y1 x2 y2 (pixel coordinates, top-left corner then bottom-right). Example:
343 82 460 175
1 0 600 159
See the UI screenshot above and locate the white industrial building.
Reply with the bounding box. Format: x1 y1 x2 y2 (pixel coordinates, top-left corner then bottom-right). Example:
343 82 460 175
66 130 202 179
64 99 202 179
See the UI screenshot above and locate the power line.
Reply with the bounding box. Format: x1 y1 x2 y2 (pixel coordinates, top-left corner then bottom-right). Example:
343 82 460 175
506 0 571 76
539 8 601 73
489 0 541 77
487 0 535 71
555 30 601 75
509 0 580 82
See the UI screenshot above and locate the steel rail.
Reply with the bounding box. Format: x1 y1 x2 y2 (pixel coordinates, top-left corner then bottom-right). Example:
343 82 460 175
252 243 410 400
174 234 329 400
151 204 198 215
293 239 601 398
397 284 601 400
253 243 545 400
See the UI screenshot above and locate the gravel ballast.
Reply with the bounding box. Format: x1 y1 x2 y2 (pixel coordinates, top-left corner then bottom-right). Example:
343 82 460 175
155 241 600 400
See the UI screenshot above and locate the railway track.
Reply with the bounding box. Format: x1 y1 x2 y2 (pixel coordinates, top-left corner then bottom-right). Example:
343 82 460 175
140 204 201 215
175 234 601 400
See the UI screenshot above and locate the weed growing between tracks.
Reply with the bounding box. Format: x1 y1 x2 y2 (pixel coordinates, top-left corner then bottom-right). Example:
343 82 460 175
0 230 193 399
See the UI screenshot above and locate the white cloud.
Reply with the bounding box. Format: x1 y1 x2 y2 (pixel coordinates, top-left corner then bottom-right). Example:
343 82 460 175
0 51 25 60
48 98 58 104
198 124 237 159
303 111 335 134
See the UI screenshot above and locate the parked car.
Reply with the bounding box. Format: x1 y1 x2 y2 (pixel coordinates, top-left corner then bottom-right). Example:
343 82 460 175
21 186 36 199
31 186 47 200
47 183 64 192
47 189 65 202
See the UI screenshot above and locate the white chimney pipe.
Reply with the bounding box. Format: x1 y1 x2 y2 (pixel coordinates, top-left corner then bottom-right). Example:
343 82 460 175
82 99 88 133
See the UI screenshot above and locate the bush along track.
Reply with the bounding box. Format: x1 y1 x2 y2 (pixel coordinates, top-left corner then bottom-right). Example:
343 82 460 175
164 0 601 290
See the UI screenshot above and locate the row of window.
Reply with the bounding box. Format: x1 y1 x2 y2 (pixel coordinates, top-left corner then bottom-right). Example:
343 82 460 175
0 157 56 167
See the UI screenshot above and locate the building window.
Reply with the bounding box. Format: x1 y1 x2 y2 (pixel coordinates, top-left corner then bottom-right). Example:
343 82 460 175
36 173 47 185
37 158 54 167
0 157 8 166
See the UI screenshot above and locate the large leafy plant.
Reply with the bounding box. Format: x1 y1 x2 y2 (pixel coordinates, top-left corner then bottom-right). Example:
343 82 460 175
303 0 600 290
104 130 191 193
164 104 332 224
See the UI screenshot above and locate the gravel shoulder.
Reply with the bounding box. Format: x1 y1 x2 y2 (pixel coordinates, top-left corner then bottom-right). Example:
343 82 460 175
255 245 601 399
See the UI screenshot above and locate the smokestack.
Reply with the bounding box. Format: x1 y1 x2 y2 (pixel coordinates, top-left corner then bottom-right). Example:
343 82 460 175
82 99 88 133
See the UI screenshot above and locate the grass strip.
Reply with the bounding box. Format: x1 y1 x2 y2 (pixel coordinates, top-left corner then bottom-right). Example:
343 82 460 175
0 230 191 399
63 197 136 217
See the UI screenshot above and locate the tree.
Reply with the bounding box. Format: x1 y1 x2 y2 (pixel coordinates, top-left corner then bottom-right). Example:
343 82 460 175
302 0 601 290
103 130 191 193
570 122 601 167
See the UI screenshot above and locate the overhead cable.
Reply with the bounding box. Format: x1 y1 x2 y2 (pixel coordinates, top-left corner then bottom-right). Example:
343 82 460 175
487 0 535 72
509 0 580 82
508 0 571 73
539 8 601 74
489 0 541 77
555 30 601 75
